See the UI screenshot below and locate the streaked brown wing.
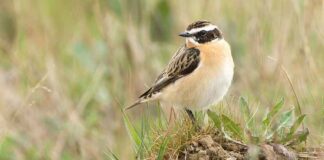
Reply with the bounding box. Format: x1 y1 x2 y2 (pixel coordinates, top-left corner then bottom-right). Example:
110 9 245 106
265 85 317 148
139 46 200 99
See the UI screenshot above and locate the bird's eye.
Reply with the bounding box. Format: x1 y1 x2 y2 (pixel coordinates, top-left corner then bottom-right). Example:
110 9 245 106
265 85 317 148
200 30 207 36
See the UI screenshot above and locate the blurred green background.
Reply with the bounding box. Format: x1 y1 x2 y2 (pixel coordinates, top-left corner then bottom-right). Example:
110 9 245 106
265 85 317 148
0 0 323 159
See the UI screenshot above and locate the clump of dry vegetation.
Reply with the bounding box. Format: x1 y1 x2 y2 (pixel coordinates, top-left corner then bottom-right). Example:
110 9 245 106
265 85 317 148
123 98 324 159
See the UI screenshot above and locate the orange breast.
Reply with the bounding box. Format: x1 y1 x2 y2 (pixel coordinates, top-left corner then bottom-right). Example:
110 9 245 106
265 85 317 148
196 41 230 70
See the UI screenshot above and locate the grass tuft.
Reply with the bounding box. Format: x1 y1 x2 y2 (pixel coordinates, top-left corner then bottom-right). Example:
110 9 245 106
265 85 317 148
121 98 310 159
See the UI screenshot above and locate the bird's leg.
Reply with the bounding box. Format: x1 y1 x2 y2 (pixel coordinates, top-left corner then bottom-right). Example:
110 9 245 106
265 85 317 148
185 108 198 125
185 109 201 131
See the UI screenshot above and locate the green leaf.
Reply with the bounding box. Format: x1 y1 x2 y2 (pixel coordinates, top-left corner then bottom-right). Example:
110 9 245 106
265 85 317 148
221 114 243 139
207 110 222 131
283 114 306 143
277 109 294 129
157 137 170 160
239 97 251 121
262 98 285 128
267 109 293 140
239 97 255 131
286 128 309 146
295 128 309 143
289 114 306 136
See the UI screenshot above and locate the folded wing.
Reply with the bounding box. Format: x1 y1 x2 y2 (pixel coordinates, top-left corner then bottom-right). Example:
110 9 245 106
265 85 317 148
141 47 200 98
125 46 200 110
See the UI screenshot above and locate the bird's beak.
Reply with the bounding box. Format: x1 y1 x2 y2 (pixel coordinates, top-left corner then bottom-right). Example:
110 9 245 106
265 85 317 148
178 31 193 37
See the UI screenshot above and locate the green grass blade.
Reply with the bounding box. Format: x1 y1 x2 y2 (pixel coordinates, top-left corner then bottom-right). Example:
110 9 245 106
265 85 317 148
283 114 306 143
137 113 149 158
105 149 120 160
207 110 222 131
286 128 309 146
157 106 167 129
122 113 142 150
289 114 306 136
240 97 251 120
221 114 243 140
239 97 255 131
295 128 309 144
157 136 170 160
262 98 285 128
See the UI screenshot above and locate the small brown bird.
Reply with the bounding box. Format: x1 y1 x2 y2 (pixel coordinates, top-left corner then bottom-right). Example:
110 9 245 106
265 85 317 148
126 20 234 122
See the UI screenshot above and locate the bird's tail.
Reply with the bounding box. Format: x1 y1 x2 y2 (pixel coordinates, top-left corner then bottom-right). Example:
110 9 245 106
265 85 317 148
125 96 156 110
125 88 156 110
124 100 143 110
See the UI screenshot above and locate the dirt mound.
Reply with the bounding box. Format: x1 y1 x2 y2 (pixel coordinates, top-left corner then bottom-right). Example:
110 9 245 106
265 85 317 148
178 135 246 159
177 134 317 160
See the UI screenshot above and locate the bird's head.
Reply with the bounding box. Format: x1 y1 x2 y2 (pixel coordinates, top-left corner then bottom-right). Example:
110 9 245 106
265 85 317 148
179 20 223 46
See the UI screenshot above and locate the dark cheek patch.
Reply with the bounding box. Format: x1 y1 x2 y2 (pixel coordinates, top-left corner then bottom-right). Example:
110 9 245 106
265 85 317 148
196 29 222 43
196 32 214 43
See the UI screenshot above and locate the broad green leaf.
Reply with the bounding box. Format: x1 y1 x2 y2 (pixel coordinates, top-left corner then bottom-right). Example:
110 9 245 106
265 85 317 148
277 109 294 129
267 109 293 140
262 98 285 128
157 137 170 160
207 110 222 131
221 114 243 139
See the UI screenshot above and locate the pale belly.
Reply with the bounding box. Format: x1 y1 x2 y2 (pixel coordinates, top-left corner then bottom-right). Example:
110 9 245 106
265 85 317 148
160 58 234 110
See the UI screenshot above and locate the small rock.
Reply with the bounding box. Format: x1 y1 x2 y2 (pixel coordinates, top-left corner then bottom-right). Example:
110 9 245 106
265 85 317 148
271 144 297 160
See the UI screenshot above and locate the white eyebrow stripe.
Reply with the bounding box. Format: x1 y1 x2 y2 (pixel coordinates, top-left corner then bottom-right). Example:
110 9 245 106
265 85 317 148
187 25 217 34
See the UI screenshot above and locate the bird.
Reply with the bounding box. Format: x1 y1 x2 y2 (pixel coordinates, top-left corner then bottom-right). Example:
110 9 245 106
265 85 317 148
126 20 234 123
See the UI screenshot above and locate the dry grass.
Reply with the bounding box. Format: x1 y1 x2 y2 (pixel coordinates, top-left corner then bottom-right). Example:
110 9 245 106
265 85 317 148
0 0 323 159
147 122 220 159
